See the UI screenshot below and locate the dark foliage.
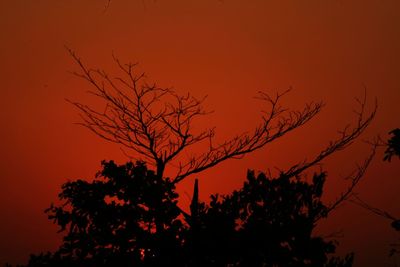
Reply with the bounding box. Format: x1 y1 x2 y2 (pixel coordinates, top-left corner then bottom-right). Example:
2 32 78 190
384 128 400 162
44 161 184 267
187 171 337 267
19 161 353 267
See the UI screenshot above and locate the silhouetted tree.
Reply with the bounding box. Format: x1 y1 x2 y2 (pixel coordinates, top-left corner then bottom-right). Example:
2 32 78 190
21 161 361 267
67 50 377 188
12 51 378 267
24 161 186 267
67 49 378 186
14 51 378 267
186 171 345 266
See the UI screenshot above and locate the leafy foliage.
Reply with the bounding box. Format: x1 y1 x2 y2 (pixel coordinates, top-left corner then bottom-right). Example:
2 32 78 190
384 128 400 162
43 161 184 266
21 161 353 267
189 171 337 266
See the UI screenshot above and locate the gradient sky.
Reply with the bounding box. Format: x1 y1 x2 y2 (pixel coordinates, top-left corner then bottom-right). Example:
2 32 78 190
1 0 399 266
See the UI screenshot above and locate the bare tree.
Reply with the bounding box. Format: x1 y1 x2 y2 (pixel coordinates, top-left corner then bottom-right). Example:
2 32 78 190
67 48 376 186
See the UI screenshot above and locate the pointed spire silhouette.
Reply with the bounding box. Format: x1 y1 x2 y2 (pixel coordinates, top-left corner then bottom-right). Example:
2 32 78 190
190 178 199 219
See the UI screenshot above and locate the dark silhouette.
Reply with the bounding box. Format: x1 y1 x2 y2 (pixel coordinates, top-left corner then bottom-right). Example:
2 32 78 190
66 49 375 185
7 52 378 266
384 128 400 162
19 161 357 267
22 161 184 267
185 171 348 267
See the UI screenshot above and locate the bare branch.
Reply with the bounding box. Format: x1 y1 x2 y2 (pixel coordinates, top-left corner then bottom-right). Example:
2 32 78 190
313 142 377 222
350 195 397 221
173 94 324 183
67 49 375 186
282 91 377 180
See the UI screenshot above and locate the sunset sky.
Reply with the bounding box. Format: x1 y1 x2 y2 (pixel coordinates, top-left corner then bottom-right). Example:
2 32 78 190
1 0 399 266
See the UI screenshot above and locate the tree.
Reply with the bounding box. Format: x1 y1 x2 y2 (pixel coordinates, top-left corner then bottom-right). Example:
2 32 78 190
67 48 375 186
14 73 378 266
186 171 350 266
38 161 184 267
22 161 359 267
10 50 379 266
16 84 375 267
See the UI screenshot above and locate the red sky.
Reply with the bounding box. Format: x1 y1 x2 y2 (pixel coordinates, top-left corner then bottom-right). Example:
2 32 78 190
0 0 399 266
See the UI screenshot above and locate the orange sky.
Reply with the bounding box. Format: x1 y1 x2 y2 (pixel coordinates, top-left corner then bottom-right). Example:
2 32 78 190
1 0 399 266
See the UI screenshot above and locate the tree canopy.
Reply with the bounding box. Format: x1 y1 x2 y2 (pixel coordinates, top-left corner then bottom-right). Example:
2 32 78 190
22 161 355 267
